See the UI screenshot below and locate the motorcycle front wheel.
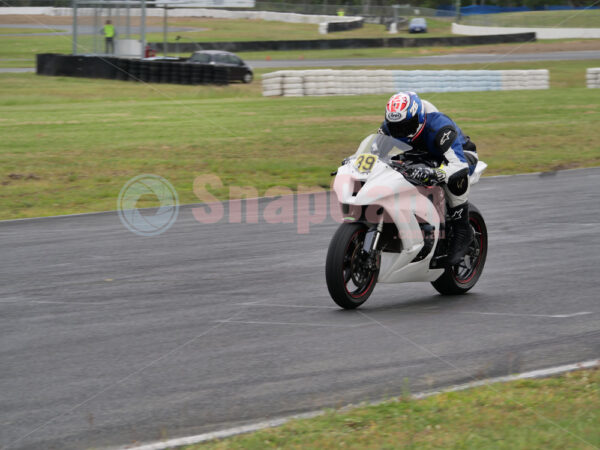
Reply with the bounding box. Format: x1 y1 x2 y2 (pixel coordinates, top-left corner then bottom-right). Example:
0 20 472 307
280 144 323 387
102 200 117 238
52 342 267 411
325 223 379 309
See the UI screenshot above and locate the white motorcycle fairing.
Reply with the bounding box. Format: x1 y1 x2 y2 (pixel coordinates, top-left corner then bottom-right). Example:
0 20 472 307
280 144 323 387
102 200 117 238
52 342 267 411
332 134 486 284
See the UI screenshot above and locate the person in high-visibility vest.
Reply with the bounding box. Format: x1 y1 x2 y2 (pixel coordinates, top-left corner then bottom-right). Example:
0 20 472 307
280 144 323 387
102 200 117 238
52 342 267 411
103 20 115 54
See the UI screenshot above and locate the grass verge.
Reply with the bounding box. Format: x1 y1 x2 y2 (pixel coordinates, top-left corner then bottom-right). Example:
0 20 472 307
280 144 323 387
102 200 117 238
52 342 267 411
184 367 600 449
0 17 452 67
0 59 599 220
0 27 63 34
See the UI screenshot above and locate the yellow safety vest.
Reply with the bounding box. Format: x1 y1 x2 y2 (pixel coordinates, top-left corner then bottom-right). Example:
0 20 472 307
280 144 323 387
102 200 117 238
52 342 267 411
104 24 115 38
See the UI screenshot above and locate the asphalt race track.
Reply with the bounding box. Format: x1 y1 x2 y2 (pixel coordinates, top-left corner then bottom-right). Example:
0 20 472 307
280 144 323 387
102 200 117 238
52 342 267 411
247 50 600 68
1 168 599 449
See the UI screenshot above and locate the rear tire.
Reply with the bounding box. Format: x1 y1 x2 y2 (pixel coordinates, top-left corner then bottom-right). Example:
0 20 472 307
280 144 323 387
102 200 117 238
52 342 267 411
431 204 488 295
326 223 379 309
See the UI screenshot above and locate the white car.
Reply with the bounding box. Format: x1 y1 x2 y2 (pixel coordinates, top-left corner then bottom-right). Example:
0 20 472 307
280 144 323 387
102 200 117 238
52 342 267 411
409 18 428 34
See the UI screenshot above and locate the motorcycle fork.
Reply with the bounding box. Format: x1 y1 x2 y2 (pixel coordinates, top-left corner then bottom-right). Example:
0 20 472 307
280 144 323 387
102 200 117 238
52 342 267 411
361 216 384 270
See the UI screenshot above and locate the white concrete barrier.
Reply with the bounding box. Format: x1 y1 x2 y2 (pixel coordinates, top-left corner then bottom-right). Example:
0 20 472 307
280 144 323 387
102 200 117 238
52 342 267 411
262 69 550 97
0 6 361 24
452 22 600 39
587 68 600 88
114 39 142 57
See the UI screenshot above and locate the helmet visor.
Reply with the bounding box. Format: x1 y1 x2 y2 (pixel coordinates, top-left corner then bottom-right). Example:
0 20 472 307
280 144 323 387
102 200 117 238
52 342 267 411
386 115 420 138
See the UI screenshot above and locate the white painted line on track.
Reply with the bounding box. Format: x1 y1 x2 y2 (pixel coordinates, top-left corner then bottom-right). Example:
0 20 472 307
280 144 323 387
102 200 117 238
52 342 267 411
460 311 595 319
0 299 109 305
235 302 339 309
118 359 600 450
215 319 368 328
237 303 595 318
413 359 600 399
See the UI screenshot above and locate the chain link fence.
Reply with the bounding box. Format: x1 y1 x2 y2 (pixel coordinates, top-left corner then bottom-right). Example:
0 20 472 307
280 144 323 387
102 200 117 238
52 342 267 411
250 2 454 18
3 0 454 18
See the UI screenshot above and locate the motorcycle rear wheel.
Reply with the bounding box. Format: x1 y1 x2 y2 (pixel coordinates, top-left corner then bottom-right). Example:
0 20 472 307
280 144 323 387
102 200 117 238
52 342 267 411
431 204 488 295
326 223 379 309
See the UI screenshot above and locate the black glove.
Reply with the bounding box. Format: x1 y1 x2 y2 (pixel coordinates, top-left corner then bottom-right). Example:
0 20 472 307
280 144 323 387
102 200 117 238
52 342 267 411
403 167 446 185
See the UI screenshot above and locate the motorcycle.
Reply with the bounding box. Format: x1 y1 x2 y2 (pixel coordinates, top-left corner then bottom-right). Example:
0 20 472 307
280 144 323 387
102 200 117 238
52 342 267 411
326 134 488 309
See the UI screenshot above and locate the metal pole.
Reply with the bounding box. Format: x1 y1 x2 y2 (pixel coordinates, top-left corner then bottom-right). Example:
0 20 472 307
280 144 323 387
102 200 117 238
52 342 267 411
455 0 462 22
163 6 167 57
126 0 131 38
116 3 120 55
93 5 99 54
141 0 146 59
72 0 77 55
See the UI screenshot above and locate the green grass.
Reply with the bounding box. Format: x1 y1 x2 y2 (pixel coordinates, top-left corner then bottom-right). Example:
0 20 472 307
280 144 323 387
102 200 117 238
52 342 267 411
3 33 597 69
0 27 63 34
0 17 455 68
1 59 599 220
461 9 600 28
0 59 35 68
146 17 453 42
0 34 74 65
185 368 600 449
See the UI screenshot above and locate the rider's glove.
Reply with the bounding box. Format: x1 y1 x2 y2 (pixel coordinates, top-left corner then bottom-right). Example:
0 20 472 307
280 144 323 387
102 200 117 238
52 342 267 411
405 167 446 185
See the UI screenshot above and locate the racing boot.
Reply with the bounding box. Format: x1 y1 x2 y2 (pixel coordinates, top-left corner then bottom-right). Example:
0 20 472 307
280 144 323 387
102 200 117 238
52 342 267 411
447 203 473 266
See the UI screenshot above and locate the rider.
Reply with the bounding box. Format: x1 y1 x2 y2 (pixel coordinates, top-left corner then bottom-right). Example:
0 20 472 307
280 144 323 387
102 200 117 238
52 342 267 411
378 91 477 266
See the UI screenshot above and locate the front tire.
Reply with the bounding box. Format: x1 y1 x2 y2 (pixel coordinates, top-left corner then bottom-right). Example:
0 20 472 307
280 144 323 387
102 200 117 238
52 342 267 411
431 204 488 295
242 72 253 83
326 223 379 309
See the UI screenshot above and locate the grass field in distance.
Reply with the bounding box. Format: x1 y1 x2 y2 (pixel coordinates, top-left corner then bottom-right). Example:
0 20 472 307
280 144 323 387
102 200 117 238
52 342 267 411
1 59 599 220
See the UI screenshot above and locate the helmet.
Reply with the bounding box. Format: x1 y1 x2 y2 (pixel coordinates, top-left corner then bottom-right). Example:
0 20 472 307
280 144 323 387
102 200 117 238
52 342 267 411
384 92 426 140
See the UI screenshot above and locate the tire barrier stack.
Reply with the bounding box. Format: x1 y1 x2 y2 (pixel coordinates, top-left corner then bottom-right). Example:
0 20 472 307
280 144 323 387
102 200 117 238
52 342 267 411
36 53 229 85
586 68 600 88
262 69 550 97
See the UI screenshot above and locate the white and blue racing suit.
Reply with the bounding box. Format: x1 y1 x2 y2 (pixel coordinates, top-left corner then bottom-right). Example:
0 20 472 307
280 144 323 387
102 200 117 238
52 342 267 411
379 111 476 208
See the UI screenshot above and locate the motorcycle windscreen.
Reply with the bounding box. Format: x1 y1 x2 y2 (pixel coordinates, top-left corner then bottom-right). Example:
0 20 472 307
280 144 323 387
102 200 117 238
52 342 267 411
353 134 413 165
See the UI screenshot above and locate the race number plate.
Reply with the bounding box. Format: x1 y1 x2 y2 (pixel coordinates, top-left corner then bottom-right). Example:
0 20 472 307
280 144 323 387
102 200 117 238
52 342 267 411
354 154 378 173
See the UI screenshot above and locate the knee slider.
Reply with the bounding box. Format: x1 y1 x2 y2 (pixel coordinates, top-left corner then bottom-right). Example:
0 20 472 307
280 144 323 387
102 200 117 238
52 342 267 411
447 168 469 196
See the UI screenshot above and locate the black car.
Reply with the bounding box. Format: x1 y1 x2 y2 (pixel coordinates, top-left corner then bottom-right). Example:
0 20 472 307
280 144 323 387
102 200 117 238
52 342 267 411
188 50 253 83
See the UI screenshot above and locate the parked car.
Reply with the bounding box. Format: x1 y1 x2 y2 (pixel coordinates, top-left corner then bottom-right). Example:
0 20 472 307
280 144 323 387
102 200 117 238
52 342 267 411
408 18 427 34
188 50 253 83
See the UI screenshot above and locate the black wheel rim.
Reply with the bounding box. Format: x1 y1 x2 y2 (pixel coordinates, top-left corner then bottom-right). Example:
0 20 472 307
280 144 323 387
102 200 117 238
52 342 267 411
343 230 377 298
453 217 484 284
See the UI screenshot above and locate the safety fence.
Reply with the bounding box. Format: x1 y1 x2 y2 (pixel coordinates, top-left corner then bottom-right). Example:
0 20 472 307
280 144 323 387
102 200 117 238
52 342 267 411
36 53 229 84
586 68 600 88
262 69 550 97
